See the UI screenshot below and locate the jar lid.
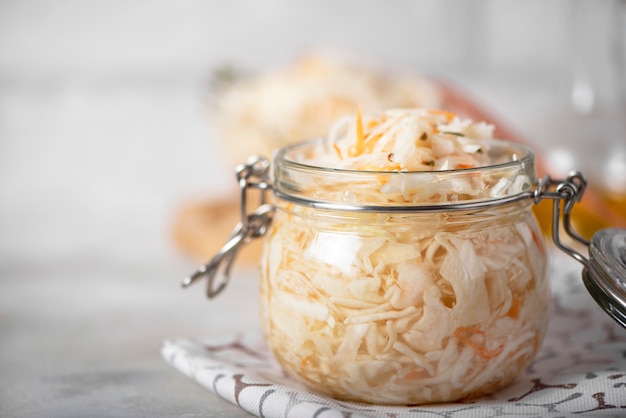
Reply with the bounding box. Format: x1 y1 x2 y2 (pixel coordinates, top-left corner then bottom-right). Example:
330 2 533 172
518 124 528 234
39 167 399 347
582 228 626 328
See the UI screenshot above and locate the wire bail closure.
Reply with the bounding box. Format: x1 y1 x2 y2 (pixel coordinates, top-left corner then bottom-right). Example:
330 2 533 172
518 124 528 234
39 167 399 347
533 171 590 259
533 171 626 329
181 155 274 298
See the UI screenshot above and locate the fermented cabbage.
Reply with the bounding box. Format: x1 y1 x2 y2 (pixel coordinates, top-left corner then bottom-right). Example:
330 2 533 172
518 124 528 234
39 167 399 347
259 108 550 405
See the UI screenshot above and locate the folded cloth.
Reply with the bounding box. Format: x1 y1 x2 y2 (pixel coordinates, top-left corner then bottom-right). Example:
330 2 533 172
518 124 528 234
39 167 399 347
162 254 626 418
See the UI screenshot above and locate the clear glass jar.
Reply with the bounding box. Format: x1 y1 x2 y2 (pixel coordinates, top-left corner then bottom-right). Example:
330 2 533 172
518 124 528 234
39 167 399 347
258 139 550 405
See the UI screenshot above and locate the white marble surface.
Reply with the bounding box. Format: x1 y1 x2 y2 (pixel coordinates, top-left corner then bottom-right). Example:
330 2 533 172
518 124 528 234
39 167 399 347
0 1 624 416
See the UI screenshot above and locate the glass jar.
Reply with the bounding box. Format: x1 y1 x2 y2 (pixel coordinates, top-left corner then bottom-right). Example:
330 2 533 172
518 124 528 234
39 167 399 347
182 137 626 405
256 139 549 405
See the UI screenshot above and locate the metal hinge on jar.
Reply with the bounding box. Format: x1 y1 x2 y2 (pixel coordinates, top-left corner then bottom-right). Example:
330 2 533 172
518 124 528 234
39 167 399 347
181 156 274 298
532 172 626 328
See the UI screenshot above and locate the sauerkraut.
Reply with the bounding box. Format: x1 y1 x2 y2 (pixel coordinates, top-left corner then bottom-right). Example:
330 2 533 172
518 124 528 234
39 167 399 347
302 107 495 172
259 108 550 405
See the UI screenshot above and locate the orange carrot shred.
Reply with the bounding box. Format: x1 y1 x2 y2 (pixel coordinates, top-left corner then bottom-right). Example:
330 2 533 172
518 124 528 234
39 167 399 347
426 108 457 122
360 132 382 154
506 296 521 319
428 122 439 134
332 143 343 160
530 227 544 252
405 369 429 380
454 326 504 360
355 106 365 155
301 355 312 380
366 119 378 129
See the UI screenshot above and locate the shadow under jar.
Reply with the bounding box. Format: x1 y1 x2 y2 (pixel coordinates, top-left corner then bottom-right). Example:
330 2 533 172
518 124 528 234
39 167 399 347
259 139 550 405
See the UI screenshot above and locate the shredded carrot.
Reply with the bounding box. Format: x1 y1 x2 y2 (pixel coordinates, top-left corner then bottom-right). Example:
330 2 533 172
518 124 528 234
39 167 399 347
456 163 475 169
405 369 430 380
301 355 312 380
506 296 521 319
425 108 457 122
354 105 365 155
360 132 382 154
376 174 390 186
530 228 543 251
428 122 439 134
454 326 504 360
384 163 404 171
332 143 343 160
284 202 294 221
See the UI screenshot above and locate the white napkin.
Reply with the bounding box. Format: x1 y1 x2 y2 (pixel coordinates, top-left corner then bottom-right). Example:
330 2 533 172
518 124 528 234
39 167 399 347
162 255 626 417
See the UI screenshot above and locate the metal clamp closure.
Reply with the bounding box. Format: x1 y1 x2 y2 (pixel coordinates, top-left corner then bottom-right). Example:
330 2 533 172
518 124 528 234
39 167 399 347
181 156 274 298
535 172 626 329
533 171 594 266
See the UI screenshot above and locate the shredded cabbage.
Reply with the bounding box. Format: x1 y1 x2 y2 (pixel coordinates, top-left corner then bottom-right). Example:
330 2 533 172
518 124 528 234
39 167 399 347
259 108 550 405
302 108 495 172
275 108 534 208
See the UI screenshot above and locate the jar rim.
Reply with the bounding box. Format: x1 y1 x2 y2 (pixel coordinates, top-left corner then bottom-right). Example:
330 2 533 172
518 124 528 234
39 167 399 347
272 138 537 212
274 138 535 175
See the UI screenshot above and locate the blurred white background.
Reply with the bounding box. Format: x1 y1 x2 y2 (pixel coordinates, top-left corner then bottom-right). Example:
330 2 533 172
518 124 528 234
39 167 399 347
0 1 624 416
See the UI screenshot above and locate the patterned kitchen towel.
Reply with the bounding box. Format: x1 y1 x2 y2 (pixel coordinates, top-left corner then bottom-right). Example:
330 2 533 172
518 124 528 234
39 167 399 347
162 256 626 417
